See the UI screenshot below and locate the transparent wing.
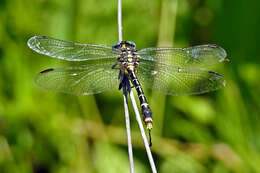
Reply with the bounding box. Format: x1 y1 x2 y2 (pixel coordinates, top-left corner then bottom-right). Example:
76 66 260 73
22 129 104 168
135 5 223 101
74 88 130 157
35 64 119 95
137 62 226 96
137 44 227 68
28 36 116 61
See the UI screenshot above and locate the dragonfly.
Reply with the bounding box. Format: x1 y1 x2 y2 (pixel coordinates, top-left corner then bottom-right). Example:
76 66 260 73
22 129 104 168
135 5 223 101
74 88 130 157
28 36 227 146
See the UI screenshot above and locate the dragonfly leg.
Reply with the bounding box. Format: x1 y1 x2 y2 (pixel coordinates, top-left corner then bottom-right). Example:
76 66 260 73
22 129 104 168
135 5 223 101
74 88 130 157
118 70 131 95
112 62 120 69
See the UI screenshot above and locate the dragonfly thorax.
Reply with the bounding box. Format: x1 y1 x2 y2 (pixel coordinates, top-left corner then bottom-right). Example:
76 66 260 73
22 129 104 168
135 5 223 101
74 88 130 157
113 41 139 74
117 54 139 74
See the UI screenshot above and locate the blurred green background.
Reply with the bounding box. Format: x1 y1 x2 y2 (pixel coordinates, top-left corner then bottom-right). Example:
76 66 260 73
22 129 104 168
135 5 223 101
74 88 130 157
0 0 260 172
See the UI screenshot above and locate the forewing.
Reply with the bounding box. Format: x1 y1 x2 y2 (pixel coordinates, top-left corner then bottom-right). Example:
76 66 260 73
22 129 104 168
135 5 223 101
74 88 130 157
28 36 116 61
35 64 119 95
137 44 227 68
137 62 226 96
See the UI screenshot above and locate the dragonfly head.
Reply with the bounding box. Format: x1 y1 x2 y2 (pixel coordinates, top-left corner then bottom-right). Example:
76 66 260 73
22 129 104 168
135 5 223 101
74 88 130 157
112 41 136 51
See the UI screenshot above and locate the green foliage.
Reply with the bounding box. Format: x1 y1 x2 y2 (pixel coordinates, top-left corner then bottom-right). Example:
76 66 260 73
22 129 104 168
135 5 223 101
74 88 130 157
0 0 260 172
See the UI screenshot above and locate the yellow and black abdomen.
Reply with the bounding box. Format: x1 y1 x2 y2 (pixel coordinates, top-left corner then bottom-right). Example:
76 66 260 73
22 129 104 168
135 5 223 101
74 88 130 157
128 69 153 131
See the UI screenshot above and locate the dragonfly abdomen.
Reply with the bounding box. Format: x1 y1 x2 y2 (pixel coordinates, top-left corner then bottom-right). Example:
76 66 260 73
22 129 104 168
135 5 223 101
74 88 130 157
128 69 153 131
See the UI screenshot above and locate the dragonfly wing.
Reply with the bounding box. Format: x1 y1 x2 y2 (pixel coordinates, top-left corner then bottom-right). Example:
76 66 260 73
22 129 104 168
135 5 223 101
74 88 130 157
137 44 227 68
28 36 116 61
137 62 226 96
35 64 119 95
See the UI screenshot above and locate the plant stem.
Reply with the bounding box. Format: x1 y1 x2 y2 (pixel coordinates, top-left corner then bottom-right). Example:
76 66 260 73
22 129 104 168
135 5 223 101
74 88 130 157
118 0 123 42
118 0 134 172
123 94 135 173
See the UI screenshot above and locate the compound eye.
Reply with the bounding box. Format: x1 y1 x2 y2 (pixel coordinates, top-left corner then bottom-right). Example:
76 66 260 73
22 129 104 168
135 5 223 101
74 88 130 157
126 41 136 48
112 42 121 49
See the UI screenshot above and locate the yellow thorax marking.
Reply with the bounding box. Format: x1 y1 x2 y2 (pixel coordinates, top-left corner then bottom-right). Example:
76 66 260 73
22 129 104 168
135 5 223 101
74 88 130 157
124 69 128 75
128 65 134 71
128 57 133 62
